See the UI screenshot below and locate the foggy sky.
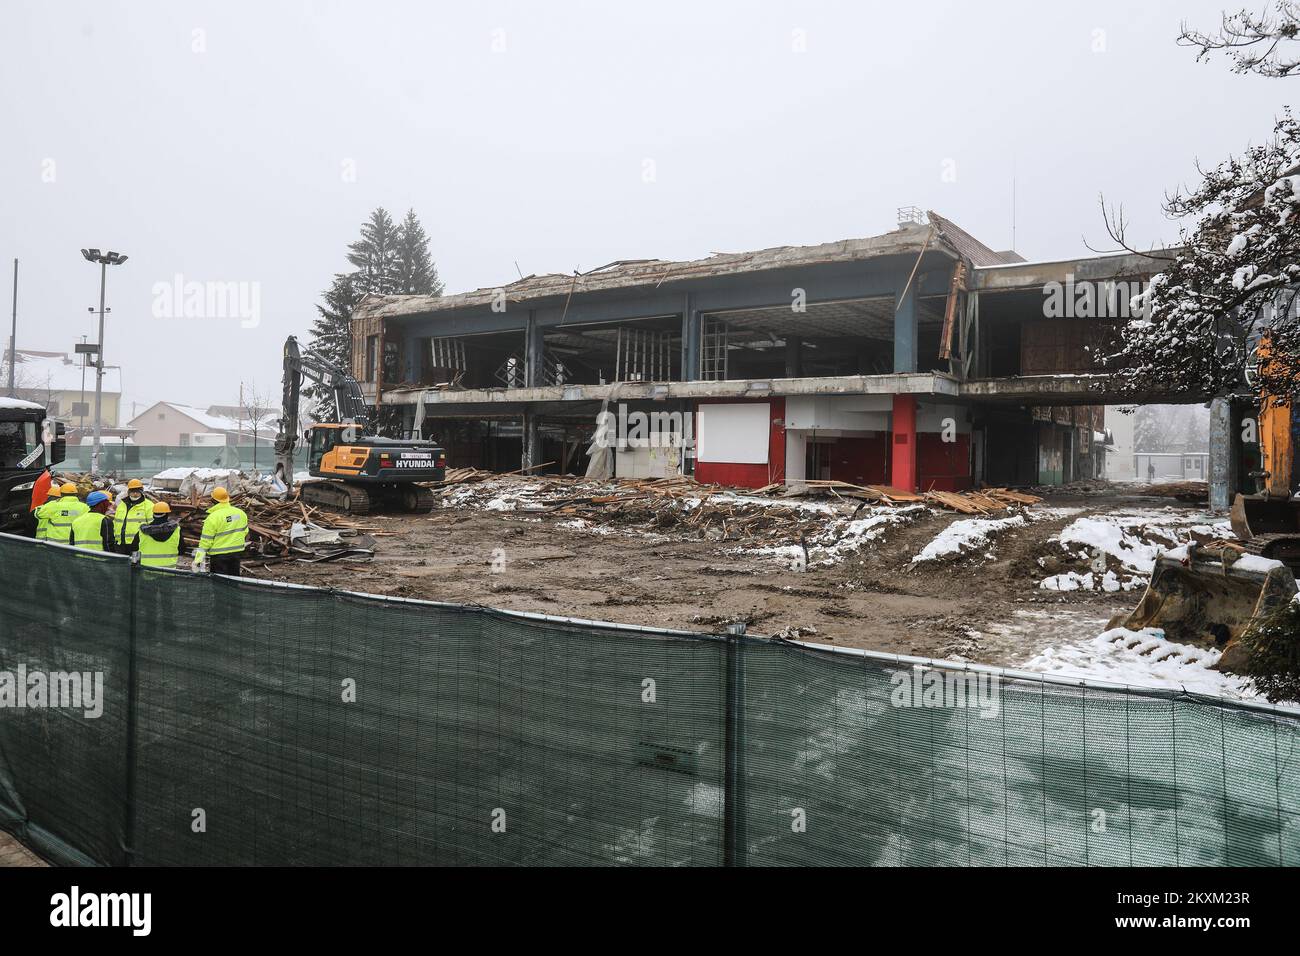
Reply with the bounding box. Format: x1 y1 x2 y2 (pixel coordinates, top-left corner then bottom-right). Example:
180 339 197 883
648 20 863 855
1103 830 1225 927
0 0 1289 420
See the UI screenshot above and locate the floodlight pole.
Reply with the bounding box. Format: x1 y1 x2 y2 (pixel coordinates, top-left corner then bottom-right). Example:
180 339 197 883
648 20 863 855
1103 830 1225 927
7 259 15 397
91 260 108 475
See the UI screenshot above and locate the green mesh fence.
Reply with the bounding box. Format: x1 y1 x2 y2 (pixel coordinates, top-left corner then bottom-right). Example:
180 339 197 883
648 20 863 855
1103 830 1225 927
0 531 1297 867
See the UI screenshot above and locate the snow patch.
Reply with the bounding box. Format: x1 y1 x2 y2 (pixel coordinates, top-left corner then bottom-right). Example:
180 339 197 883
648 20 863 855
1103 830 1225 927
911 515 1026 563
0 396 44 410
1020 626 1291 706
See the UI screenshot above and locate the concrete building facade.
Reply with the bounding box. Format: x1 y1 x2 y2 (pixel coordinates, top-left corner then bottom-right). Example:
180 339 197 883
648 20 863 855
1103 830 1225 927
350 213 1186 491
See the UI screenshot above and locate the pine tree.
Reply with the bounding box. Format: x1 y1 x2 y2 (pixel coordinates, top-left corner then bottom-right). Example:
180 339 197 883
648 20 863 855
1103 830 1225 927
305 272 362 420
396 208 443 296
306 207 444 421
347 207 403 295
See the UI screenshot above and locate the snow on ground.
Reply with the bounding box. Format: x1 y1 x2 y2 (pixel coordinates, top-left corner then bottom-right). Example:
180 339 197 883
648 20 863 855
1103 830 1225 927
448 475 929 564
1026 506 1086 521
706 492 836 515
1038 569 1136 592
1037 507 1232 591
150 466 242 482
728 505 925 567
1019 626 1295 707
817 506 923 561
973 609 1297 708
910 514 1026 563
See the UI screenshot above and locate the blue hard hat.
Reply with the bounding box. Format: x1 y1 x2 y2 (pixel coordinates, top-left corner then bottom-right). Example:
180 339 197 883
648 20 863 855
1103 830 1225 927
86 491 109 507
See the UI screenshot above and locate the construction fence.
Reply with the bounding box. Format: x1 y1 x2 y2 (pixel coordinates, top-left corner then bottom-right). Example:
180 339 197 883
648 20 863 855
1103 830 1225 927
60 444 306 479
0 531 1297 867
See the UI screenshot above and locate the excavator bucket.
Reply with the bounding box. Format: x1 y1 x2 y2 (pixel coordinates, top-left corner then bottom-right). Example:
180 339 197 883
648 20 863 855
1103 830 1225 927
1230 494 1300 566
1107 550 1298 669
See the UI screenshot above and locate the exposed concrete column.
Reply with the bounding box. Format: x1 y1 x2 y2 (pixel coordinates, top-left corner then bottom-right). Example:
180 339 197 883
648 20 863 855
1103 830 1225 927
894 280 918 373
1209 397 1238 512
891 394 918 491
524 310 544 388
680 293 699 381
784 337 803 378
521 409 540 472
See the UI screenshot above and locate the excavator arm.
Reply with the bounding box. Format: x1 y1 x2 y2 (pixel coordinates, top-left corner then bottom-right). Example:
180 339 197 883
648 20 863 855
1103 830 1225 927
274 335 372 490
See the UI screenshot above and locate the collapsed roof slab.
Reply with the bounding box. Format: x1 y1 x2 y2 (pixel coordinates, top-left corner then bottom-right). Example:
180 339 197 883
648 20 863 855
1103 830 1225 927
355 222 958 323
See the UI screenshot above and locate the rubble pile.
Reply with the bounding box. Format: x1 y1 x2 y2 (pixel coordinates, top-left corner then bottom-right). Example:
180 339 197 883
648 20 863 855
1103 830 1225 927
428 469 1041 547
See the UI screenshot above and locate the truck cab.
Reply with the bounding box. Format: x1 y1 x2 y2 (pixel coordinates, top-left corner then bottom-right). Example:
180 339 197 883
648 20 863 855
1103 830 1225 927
0 398 66 532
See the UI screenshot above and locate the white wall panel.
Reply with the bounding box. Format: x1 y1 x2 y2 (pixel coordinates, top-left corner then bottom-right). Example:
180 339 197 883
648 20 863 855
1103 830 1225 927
697 403 769 464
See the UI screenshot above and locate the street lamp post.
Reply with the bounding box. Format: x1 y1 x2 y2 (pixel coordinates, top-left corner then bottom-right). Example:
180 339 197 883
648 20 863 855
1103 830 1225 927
80 249 128 475
7 259 16 398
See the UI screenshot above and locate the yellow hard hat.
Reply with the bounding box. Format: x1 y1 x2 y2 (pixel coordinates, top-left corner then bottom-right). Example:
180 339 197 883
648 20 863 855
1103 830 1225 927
152 501 171 515
127 478 144 490
211 487 230 502
60 483 78 495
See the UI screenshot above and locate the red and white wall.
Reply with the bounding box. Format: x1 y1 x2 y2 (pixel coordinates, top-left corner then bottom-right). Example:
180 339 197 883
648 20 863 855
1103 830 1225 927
693 398 786 487
692 394 971 492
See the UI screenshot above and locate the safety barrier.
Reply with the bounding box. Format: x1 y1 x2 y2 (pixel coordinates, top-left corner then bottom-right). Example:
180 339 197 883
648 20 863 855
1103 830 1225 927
0 531 1296 866
58 445 305 479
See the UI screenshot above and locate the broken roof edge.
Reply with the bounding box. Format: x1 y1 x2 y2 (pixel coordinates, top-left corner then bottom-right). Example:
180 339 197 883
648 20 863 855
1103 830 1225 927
355 220 963 322
925 211 1024 267
971 247 1180 271
969 247 1182 291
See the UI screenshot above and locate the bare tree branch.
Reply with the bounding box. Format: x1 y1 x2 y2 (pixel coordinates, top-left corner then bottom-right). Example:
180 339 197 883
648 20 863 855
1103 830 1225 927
1179 2 1300 77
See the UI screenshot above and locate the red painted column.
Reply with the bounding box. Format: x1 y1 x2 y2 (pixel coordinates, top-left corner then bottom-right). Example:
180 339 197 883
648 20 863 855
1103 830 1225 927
891 394 918 492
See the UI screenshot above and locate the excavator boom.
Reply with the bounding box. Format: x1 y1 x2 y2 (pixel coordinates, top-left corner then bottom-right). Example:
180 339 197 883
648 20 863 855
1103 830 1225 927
273 334 445 515
275 335 373 489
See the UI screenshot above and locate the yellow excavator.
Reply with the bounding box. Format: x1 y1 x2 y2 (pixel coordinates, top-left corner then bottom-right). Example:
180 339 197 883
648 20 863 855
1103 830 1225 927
274 336 446 515
1111 336 1298 666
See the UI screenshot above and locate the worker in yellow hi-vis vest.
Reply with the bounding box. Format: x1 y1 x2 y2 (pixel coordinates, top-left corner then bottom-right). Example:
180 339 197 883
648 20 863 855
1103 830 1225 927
70 491 114 551
44 484 87 544
112 478 153 554
196 486 248 576
33 483 65 540
137 501 183 569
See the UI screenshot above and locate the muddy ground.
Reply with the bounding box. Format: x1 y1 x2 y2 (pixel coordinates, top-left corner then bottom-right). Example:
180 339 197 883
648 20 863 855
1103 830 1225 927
256 490 1202 669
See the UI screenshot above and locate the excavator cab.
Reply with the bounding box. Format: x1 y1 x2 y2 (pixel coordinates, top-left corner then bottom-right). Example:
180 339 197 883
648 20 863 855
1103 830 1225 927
305 426 341 473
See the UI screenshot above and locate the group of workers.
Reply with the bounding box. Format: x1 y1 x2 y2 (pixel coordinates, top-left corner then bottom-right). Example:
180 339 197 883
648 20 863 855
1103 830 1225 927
31 475 250 575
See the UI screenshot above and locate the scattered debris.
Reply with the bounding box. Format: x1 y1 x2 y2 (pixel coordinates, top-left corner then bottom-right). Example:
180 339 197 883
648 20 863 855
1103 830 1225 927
1137 480 1210 503
163 490 377 558
428 470 1042 561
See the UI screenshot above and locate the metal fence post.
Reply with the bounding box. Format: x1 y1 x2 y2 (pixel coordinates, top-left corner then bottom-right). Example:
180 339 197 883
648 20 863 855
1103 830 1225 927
723 623 747 867
122 552 141 866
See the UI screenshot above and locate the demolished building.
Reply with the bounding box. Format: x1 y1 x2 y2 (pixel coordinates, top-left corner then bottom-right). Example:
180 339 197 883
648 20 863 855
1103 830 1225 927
349 211 1182 491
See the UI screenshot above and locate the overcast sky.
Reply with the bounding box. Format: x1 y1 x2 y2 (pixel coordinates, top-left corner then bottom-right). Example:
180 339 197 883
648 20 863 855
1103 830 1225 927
0 0 1289 420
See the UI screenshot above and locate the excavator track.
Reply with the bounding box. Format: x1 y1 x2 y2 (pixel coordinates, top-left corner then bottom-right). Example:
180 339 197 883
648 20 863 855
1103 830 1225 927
300 480 372 516
1240 532 1300 574
401 485 437 513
